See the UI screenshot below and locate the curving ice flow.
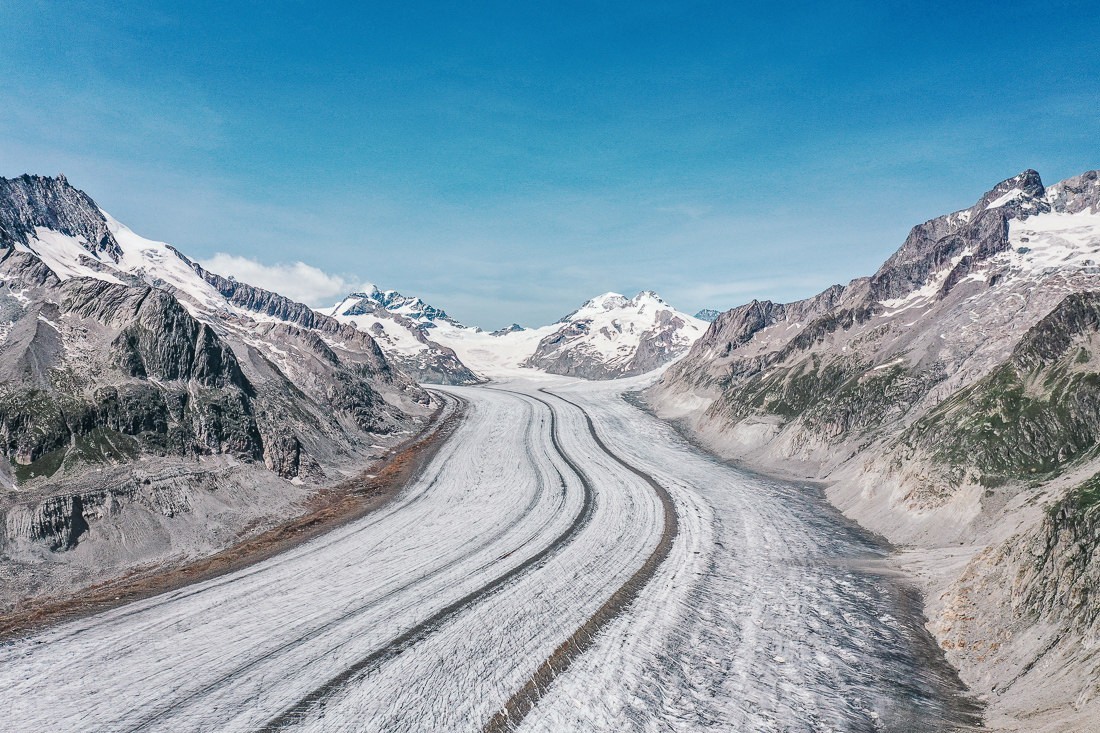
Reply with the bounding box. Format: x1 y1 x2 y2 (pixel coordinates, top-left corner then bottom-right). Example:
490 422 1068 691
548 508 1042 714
0 378 977 732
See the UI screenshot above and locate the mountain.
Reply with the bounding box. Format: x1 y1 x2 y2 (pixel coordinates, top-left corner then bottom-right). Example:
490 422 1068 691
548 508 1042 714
0 174 434 605
693 308 722 322
521 291 706 379
331 288 705 381
325 290 480 385
648 168 1100 731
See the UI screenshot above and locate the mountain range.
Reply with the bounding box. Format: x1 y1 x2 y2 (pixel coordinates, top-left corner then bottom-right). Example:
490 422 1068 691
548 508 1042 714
0 172 705 609
326 285 706 381
0 174 436 605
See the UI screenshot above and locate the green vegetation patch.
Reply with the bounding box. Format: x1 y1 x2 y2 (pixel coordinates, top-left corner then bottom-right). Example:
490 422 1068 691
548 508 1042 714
1060 472 1100 516
13 444 67 482
904 361 1100 480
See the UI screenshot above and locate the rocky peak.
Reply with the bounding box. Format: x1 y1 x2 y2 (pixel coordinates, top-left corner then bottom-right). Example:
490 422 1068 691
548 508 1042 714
867 170 1054 302
356 285 454 325
582 292 630 311
1045 169 1100 215
0 174 123 261
490 323 525 336
694 308 722 322
333 294 385 318
975 169 1045 211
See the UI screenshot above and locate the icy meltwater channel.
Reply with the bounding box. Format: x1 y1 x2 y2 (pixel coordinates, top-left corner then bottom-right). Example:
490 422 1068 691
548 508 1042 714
0 378 978 732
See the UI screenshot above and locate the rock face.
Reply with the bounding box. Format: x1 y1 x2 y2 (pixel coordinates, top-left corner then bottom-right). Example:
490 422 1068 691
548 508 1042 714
522 291 706 379
649 168 1100 730
0 174 122 260
0 173 433 605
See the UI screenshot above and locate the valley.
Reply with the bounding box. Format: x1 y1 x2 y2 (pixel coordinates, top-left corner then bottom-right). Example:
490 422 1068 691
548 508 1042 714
2 168 1100 731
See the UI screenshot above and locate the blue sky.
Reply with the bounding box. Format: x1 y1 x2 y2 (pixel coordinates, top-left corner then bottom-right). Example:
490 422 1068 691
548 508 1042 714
2 1 1098 328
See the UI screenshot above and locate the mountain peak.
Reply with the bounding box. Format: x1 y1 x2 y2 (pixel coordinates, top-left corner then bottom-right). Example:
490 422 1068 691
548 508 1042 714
977 169 1045 211
632 289 666 304
0 173 123 262
694 308 721 322
349 285 456 325
490 323 525 336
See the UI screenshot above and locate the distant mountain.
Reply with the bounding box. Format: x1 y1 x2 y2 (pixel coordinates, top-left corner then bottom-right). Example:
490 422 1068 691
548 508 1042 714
490 323 525 336
331 288 705 381
520 291 705 379
0 174 434 600
351 285 459 327
324 291 480 385
649 168 1100 731
693 308 721 322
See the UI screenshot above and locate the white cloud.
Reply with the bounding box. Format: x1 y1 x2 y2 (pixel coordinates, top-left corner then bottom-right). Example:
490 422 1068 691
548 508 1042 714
198 253 361 306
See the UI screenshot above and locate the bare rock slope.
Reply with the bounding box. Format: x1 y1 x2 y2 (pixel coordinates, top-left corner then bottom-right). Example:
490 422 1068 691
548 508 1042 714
649 168 1100 731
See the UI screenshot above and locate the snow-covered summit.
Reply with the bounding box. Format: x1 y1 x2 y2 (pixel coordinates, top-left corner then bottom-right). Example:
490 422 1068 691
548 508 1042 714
522 290 706 379
324 291 481 385
562 290 671 321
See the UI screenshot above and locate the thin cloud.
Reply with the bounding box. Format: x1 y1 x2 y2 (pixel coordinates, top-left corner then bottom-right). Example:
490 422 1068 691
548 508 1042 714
199 253 360 307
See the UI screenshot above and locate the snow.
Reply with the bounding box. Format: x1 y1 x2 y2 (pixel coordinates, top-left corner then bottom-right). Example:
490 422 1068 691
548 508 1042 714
12 214 231 320
431 290 706 378
429 320 557 375
104 212 229 314
985 188 1023 210
1005 211 1100 273
323 297 431 357
14 228 124 284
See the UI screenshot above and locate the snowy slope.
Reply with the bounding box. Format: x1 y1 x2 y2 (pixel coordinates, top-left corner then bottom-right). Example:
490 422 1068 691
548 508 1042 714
14 212 233 317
